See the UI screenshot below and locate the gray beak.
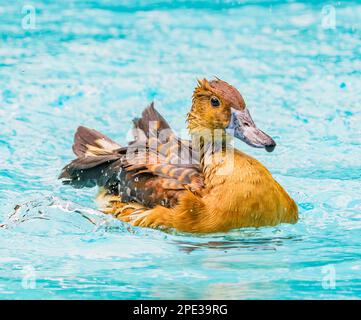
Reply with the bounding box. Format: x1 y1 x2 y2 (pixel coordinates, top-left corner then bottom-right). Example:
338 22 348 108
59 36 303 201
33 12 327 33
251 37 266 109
226 107 276 152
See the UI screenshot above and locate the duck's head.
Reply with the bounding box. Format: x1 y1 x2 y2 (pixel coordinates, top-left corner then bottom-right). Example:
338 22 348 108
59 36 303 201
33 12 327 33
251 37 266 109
187 78 276 152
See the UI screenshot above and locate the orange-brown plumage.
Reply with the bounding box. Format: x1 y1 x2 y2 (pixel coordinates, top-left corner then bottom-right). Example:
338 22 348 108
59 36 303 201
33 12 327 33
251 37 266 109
60 78 298 233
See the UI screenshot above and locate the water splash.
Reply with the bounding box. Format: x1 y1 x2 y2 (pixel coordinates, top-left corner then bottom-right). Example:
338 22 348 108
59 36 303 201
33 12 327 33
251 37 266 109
1 196 129 235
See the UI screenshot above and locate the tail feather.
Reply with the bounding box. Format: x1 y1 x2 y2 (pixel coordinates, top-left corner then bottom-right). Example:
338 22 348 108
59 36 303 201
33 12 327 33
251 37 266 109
72 126 120 157
59 126 123 188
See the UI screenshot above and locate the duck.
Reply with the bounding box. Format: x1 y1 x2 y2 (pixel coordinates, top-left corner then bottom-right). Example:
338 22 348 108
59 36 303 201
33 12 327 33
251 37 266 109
59 78 298 233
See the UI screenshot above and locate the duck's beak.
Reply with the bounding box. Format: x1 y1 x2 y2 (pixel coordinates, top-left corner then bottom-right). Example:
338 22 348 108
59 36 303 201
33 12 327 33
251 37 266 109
226 107 276 152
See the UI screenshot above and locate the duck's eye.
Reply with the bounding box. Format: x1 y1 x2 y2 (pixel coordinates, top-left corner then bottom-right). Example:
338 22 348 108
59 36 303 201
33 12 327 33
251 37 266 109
210 96 220 107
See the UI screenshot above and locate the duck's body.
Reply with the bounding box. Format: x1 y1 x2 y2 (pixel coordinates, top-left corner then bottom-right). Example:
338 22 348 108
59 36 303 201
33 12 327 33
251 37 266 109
60 78 298 233
198 149 297 231
95 148 297 233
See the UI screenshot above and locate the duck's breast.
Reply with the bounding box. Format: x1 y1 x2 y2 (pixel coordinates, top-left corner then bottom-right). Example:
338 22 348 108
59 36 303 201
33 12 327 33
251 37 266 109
204 151 298 228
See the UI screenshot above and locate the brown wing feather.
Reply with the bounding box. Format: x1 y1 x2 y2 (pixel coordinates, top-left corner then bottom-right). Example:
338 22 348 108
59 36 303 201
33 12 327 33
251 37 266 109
124 104 203 196
73 126 121 157
114 104 203 207
59 103 203 208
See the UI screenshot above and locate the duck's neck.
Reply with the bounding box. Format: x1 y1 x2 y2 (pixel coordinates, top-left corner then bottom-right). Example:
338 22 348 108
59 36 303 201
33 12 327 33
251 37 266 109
187 108 233 174
189 128 229 173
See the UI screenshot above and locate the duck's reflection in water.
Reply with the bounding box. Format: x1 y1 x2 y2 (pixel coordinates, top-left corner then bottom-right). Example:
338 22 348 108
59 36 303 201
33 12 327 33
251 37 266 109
171 233 303 253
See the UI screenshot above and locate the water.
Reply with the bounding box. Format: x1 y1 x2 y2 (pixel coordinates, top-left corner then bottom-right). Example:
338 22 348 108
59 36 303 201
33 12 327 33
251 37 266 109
0 0 360 299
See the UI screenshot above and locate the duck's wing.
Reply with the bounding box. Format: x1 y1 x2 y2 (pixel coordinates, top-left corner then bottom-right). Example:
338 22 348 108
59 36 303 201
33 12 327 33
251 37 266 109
126 103 203 189
118 103 203 207
59 103 204 208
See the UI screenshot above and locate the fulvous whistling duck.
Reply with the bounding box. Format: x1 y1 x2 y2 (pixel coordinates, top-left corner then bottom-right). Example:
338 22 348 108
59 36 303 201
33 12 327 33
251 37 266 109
59 78 298 233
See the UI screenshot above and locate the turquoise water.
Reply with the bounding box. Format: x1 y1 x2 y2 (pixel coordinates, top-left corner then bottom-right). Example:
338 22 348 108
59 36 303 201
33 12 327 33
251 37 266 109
0 0 360 299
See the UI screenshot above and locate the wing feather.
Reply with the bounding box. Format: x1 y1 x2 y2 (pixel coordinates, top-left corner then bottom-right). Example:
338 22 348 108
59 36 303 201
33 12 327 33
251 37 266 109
60 103 203 208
